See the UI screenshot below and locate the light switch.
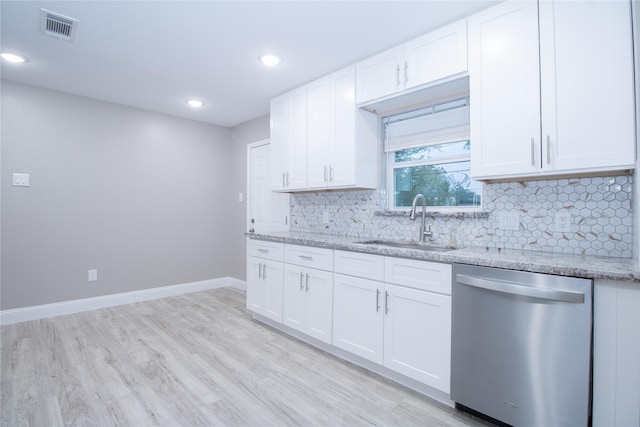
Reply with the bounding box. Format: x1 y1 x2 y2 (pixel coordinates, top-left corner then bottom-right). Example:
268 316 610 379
12 173 30 187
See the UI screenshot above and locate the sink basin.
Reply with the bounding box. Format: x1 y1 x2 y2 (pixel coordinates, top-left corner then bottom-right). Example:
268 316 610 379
354 239 459 252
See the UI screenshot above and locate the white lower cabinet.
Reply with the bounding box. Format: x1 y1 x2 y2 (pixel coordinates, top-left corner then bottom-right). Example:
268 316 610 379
283 244 335 344
246 240 285 323
283 264 333 344
333 250 452 393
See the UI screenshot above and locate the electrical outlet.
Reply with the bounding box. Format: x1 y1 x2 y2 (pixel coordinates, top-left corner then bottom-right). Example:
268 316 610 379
88 269 98 282
498 212 520 231
555 212 571 232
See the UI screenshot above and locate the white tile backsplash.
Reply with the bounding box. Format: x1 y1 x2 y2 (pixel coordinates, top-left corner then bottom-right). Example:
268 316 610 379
290 174 633 258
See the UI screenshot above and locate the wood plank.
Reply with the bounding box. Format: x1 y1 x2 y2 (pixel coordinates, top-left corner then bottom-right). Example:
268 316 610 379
2 287 488 426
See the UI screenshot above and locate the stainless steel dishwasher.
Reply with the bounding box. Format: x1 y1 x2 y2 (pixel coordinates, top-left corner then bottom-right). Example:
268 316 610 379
451 263 593 427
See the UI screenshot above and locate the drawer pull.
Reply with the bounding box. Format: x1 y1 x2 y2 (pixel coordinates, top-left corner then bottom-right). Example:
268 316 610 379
298 255 313 261
257 248 269 253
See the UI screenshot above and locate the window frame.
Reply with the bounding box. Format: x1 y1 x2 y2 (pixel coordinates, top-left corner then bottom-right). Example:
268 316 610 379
384 111 482 212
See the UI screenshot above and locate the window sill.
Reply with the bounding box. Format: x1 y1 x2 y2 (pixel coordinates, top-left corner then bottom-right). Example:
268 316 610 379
374 210 490 219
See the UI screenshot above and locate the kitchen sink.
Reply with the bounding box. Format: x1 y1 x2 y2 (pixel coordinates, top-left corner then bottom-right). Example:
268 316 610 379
354 239 459 252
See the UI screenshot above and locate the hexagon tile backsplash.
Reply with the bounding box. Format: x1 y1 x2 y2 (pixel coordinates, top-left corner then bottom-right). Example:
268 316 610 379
290 174 633 258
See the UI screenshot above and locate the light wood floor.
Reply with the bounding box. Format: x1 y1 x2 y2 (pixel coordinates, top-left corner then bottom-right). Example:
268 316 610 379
1 287 489 426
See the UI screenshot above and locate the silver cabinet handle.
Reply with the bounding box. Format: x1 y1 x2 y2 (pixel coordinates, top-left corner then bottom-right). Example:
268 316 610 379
530 138 535 166
298 255 313 261
299 272 304 290
384 291 390 314
546 135 551 165
282 171 286 188
329 166 334 183
262 264 267 280
257 248 268 253
258 263 263 279
324 166 328 183
286 172 290 187
305 273 310 291
404 61 409 85
376 288 380 312
456 274 585 303
396 64 401 87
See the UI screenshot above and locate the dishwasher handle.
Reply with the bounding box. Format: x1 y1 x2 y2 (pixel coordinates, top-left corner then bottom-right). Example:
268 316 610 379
456 274 585 303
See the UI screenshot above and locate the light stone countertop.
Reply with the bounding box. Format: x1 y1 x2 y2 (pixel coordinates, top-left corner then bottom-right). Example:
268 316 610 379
248 231 640 284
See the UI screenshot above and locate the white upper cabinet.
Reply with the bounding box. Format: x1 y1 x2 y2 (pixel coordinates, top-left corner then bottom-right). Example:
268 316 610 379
470 0 635 180
356 20 468 105
307 66 378 190
270 87 307 191
271 65 378 192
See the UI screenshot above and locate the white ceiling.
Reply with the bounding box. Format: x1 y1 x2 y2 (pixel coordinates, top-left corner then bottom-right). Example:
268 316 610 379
1 1 499 128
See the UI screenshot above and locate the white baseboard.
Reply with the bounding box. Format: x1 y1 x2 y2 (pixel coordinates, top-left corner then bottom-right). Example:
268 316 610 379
1 277 247 325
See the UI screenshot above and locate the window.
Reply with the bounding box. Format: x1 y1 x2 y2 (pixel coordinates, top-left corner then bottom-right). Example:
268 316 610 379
385 98 482 210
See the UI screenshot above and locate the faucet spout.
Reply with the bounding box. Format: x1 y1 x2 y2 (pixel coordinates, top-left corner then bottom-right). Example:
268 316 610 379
409 194 432 242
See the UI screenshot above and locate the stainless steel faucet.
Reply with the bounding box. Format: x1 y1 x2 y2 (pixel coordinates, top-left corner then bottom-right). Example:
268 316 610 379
409 194 433 242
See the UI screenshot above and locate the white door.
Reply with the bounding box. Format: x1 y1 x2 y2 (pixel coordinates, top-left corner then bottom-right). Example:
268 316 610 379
248 140 290 233
263 260 284 323
283 264 307 332
306 268 333 344
355 45 404 104
405 20 467 89
306 76 332 189
539 0 635 173
332 273 384 364
383 283 452 393
330 67 357 188
468 1 541 179
246 256 264 313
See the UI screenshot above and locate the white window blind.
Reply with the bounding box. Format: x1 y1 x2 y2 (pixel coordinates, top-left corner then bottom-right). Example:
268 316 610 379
384 99 470 153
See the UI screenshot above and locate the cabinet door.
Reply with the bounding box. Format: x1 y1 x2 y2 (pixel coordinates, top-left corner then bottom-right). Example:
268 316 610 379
469 1 541 179
270 87 307 190
306 76 332 189
306 269 334 344
405 20 467 89
246 256 264 313
332 273 384 364
263 260 284 323
270 95 291 190
283 264 307 331
288 87 308 190
539 0 635 173
355 45 404 104
384 283 452 392
330 67 357 187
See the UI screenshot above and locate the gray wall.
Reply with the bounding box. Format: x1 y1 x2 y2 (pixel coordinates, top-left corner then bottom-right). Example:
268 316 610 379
1 81 235 310
228 115 270 281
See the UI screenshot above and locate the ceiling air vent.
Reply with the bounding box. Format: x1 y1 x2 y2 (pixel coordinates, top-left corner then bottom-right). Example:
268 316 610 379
40 9 79 43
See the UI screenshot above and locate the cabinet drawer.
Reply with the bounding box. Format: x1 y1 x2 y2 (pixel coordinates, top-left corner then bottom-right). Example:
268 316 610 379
384 257 452 295
334 250 384 281
285 244 333 271
247 239 284 261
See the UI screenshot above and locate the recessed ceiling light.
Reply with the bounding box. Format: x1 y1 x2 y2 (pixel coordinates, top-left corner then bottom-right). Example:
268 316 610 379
187 99 204 108
1 53 27 63
260 54 281 67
